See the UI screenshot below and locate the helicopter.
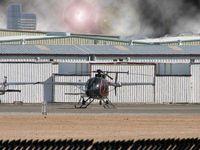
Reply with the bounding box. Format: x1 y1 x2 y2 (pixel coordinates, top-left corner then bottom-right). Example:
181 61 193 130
0 76 21 95
63 69 154 108
0 76 38 95
73 69 128 108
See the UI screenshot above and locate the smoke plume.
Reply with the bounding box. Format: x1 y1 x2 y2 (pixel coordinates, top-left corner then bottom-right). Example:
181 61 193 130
0 0 200 37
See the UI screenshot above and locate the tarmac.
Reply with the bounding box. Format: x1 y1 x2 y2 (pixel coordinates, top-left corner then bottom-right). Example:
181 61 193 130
0 103 200 115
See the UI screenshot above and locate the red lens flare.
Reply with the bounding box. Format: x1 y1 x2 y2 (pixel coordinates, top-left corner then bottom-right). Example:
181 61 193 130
63 0 100 33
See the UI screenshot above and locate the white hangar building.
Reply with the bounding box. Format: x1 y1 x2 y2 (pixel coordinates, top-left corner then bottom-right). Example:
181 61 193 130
0 45 199 104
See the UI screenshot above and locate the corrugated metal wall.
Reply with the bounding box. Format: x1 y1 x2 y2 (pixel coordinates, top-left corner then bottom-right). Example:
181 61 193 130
96 57 190 63
0 58 37 62
0 61 198 104
54 57 88 62
0 62 53 103
155 76 191 103
54 75 90 102
26 37 95 45
0 37 130 45
0 41 22 45
191 64 200 103
90 63 155 103
0 57 88 63
195 59 200 63
130 58 190 63
0 30 45 37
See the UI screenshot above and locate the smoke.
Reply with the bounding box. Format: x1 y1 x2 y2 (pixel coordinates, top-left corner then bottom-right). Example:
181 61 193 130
171 0 200 35
0 0 200 37
98 0 141 36
137 0 200 37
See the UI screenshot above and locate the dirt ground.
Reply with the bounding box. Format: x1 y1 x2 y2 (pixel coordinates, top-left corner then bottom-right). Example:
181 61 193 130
0 115 200 141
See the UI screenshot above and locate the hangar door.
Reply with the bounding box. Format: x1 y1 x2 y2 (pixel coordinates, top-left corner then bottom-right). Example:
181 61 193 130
90 63 155 103
191 64 200 103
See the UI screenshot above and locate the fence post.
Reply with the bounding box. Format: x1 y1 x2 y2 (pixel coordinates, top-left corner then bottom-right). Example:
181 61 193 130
42 100 47 116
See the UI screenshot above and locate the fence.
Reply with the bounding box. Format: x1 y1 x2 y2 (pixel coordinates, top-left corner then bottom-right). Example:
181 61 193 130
0 138 199 149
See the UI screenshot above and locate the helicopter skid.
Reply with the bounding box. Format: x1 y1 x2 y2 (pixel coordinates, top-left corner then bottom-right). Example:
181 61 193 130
102 98 115 109
74 97 95 109
74 96 115 109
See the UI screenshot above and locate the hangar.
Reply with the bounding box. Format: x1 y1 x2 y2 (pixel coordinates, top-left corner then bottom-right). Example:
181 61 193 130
0 35 129 45
0 44 199 104
2 29 200 46
0 29 129 45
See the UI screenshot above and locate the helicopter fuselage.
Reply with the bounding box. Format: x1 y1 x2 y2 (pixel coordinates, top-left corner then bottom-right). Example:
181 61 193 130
85 77 109 99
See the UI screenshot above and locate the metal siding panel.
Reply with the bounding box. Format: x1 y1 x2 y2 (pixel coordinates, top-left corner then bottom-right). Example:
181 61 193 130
195 59 200 63
107 85 154 103
0 63 53 103
54 57 88 62
0 57 50 62
90 63 155 103
54 75 90 102
0 31 45 37
130 58 190 63
191 64 200 103
155 76 190 103
95 57 115 62
96 57 190 63
52 64 59 74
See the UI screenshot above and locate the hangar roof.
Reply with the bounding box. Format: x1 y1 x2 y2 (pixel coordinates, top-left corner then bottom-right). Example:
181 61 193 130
0 35 129 45
0 29 120 39
0 45 199 56
131 34 200 45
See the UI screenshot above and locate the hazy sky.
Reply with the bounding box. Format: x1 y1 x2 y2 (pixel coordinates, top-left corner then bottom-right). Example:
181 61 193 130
0 0 200 38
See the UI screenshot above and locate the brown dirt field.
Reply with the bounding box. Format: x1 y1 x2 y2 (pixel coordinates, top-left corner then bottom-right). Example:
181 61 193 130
0 115 200 141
